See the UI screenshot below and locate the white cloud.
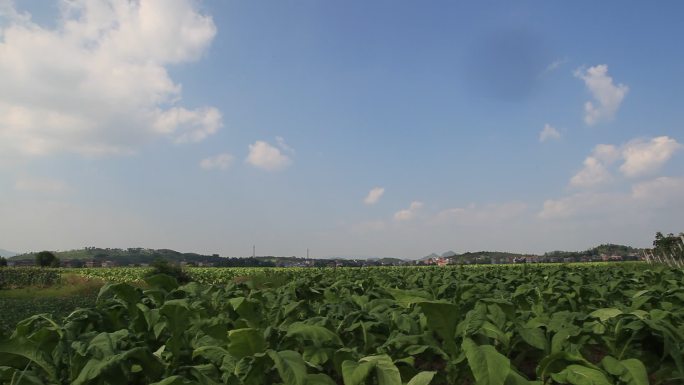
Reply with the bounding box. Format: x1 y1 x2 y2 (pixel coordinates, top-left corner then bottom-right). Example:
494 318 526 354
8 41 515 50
14 177 68 193
570 137 681 188
539 124 561 142
364 187 385 205
0 0 221 157
200 153 234 170
575 64 629 125
570 156 612 187
394 201 423 221
620 136 682 177
570 144 619 188
246 140 292 171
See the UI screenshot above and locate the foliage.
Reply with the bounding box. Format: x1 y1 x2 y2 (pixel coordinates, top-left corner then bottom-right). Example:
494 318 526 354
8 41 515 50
35 251 59 267
653 232 684 258
1 263 683 384
146 259 192 284
0 257 6 267
0 268 60 289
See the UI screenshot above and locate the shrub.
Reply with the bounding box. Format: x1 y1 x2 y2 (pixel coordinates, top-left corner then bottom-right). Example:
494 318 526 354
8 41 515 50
145 259 191 284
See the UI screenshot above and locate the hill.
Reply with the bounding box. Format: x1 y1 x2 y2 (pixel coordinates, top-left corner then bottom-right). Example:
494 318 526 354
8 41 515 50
0 249 17 258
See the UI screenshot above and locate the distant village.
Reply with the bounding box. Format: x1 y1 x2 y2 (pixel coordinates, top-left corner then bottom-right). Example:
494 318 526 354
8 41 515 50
4 245 643 268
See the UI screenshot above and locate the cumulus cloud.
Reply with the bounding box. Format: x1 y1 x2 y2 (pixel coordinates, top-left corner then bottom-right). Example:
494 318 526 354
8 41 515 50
570 137 680 188
620 136 682 177
246 140 292 171
200 153 234 170
575 65 629 125
394 201 423 221
14 177 68 193
570 144 619 188
363 187 385 205
539 124 561 142
0 0 221 157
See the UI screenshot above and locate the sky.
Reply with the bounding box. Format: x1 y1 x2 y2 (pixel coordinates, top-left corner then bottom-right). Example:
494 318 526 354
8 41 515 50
1 0 683 258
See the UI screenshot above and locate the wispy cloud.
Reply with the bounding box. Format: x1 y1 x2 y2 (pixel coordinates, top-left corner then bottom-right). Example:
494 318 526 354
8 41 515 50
200 153 234 170
363 187 385 205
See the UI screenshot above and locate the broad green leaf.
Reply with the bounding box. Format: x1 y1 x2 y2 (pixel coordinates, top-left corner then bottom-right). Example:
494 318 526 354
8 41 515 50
462 338 510 385
0 339 58 381
386 288 433 307
228 328 266 358
589 308 623 322
601 356 649 385
286 322 342 346
406 371 436 385
518 327 546 350
268 350 308 385
305 373 337 385
144 274 179 292
149 376 195 385
418 302 459 344
537 352 599 380
505 370 541 385
360 355 402 385
342 360 374 385
550 365 612 385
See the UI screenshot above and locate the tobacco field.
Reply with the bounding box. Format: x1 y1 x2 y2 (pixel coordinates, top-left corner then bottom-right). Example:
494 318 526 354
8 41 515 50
0 264 683 385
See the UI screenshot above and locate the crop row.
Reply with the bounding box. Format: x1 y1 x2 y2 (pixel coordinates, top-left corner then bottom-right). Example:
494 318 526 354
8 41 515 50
1 263 682 385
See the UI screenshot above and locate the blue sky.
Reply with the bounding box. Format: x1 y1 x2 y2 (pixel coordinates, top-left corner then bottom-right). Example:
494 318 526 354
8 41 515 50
1 0 683 258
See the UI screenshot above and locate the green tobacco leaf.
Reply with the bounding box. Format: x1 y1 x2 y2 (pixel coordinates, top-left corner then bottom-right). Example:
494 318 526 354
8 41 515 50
228 328 266 358
537 352 599 380
589 308 623 322
462 338 510 385
386 288 433 307
342 360 373 385
406 371 436 385
518 327 547 350
286 322 342 346
601 356 649 385
550 365 612 385
144 274 179 292
504 370 541 385
418 302 459 345
149 375 196 385
268 350 308 385
360 355 402 385
72 347 163 385
305 373 337 385
0 339 57 381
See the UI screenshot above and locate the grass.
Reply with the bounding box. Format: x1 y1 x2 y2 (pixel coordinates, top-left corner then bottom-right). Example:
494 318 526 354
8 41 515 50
0 274 103 336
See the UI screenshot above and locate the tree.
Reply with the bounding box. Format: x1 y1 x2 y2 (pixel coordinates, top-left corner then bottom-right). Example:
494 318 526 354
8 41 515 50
0 256 7 267
35 251 60 267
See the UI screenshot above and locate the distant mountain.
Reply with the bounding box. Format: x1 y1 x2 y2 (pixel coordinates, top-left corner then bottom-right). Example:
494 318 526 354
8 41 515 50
441 251 457 258
0 249 17 258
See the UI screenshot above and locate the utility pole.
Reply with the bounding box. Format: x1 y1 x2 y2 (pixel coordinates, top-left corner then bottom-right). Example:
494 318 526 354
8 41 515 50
252 245 255 258
306 248 309 259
